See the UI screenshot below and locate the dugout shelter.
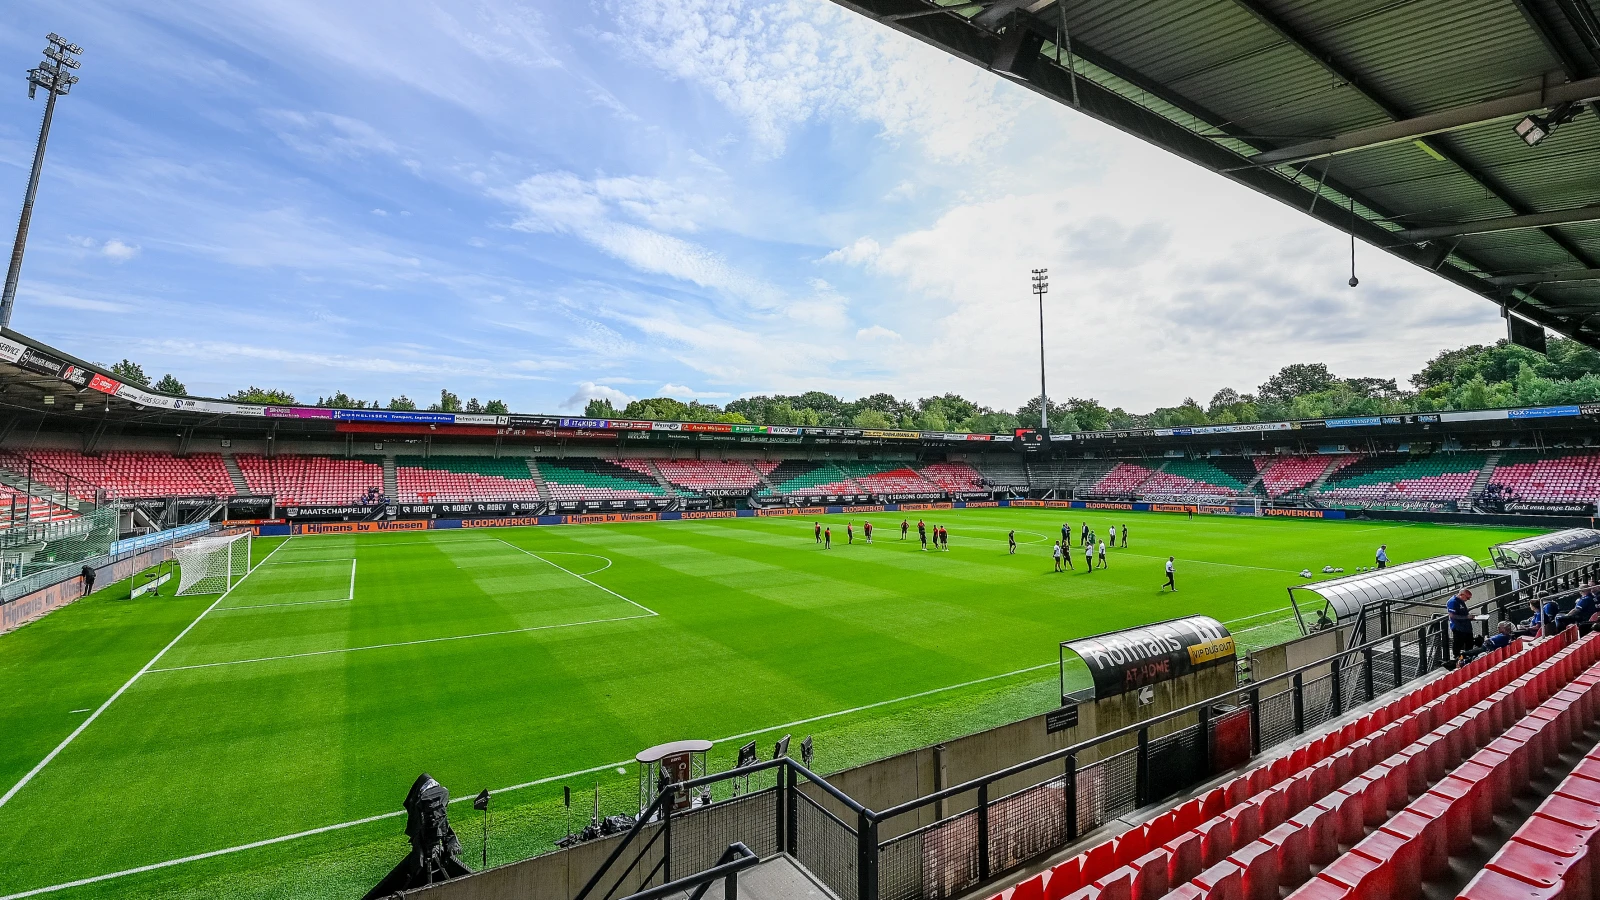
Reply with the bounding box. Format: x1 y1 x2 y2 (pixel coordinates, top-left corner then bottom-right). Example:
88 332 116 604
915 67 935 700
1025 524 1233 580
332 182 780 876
1287 554 1491 640
1491 527 1600 579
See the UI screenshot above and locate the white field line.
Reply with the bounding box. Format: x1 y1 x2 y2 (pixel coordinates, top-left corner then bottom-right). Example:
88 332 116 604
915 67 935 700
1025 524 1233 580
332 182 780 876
490 537 657 616
257 559 357 565
8 598 1289 898
1 659 1065 900
146 613 658 674
215 560 357 611
1108 549 1300 574
0 537 295 811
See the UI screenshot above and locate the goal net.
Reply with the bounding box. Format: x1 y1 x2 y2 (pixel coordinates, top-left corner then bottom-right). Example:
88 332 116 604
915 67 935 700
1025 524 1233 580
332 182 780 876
173 532 252 596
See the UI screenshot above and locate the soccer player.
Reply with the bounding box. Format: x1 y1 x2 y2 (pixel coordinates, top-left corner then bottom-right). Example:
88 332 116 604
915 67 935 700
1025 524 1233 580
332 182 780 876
824 527 832 549
901 518 909 540
1061 523 1070 548
1164 556 1176 591
1375 544 1389 570
1097 540 1107 568
1009 530 1017 555
1121 524 1128 548
814 522 821 544
1062 538 1074 570
939 526 948 550
847 522 854 545
1083 542 1093 572
918 519 927 550
1052 541 1062 572
864 521 874 544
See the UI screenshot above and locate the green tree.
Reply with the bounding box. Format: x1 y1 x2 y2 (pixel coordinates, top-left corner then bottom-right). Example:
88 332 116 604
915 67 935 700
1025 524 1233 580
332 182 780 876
852 408 894 429
110 359 149 386
428 389 463 412
1066 397 1112 432
1258 363 1337 404
962 410 1018 434
388 395 417 411
464 398 484 413
153 374 187 396
318 391 371 409
623 397 692 421
485 400 509 414
584 397 619 418
225 386 296 404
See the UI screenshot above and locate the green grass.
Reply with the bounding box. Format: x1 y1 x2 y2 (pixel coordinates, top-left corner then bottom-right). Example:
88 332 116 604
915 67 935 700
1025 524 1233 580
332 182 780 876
0 509 1542 899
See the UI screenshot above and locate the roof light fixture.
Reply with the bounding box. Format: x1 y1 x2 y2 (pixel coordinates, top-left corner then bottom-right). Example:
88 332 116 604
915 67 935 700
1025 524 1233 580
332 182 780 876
1515 102 1583 147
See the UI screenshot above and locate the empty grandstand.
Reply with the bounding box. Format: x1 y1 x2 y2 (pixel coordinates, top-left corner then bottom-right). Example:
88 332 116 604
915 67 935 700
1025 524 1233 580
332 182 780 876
395 456 542 503
537 458 671 503
237 455 384 506
1316 453 1489 508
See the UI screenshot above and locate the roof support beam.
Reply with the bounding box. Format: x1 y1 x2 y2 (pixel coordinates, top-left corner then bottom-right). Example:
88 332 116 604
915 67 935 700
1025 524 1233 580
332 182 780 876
882 2 982 22
972 0 1041 28
1399 205 1600 242
1490 268 1600 287
1225 0 1600 275
1249 75 1600 166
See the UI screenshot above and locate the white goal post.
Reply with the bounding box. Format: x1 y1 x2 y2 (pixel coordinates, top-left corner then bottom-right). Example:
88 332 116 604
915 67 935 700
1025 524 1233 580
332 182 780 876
173 531 252 596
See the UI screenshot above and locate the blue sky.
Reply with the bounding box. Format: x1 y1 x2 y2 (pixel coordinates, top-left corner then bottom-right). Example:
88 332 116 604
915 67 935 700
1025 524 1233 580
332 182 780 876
0 1 1507 414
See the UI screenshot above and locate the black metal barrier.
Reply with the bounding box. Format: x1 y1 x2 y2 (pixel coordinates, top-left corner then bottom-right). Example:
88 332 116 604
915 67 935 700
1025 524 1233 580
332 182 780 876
575 565 1600 900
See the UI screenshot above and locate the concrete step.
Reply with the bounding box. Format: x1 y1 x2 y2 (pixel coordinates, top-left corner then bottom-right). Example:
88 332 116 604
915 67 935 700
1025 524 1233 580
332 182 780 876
221 453 250 495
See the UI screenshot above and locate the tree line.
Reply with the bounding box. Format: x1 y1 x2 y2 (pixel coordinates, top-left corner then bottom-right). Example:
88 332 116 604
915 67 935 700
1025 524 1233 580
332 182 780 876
104 335 1600 431
582 337 1600 432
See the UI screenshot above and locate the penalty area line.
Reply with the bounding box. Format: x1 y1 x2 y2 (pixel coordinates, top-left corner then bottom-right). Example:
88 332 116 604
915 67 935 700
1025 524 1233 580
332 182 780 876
0 536 294 812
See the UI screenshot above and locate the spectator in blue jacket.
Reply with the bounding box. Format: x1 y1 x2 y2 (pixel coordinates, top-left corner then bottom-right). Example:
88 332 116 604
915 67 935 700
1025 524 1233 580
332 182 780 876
1560 584 1598 632
1461 622 1517 663
1541 592 1564 638
1446 588 1475 658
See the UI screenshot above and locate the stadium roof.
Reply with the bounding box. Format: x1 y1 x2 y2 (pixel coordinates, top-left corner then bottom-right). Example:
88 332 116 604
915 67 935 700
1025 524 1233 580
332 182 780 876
831 0 1600 345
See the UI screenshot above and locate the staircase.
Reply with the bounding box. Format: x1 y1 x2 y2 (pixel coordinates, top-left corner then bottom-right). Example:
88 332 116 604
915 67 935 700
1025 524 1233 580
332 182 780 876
524 457 552 502
752 461 777 493
643 461 680 496
1470 452 1502 501
1304 455 1342 495
221 454 250 495
382 457 398 500
1130 459 1169 495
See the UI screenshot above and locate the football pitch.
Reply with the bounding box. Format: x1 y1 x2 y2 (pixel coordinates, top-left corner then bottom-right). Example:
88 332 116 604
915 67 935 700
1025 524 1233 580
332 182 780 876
0 509 1543 900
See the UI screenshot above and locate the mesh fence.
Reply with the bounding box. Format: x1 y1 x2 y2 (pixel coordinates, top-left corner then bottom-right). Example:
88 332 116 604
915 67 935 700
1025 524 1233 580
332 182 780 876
1300 673 1336 732
1076 745 1138 835
1146 723 1203 804
880 809 976 900
987 776 1071 875
794 790 859 900
1258 689 1296 750
0 505 118 601
669 790 779 880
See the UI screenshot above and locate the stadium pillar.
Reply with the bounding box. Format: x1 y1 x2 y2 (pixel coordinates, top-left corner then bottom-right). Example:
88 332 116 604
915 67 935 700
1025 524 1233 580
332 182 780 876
1 35 81 330
857 811 879 900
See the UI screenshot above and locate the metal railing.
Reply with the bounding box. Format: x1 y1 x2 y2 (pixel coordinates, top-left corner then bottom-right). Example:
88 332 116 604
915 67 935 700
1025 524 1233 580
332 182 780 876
0 519 212 603
575 565 1597 900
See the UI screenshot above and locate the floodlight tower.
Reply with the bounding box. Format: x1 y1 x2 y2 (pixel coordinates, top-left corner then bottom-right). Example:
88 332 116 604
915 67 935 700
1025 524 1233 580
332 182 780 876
1 34 83 330
1032 268 1049 430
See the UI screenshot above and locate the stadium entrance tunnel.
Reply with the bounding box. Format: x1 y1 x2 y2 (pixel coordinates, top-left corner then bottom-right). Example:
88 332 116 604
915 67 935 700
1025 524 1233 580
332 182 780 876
1287 554 1487 639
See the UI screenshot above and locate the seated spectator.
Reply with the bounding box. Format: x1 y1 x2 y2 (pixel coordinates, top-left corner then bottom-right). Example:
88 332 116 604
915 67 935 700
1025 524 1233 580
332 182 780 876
1515 598 1546 638
1560 583 1598 632
1460 621 1516 663
1541 591 1564 637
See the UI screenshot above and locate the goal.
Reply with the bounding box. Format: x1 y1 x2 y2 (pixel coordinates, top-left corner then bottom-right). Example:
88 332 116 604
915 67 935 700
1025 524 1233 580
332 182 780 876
173 532 252 596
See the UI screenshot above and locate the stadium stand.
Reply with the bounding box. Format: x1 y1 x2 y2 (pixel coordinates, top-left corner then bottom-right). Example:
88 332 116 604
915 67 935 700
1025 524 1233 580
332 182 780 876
394 456 542 502
758 460 932 496
1029 459 1119 495
1487 451 1600 505
0 485 77 524
919 462 986 492
1088 462 1162 497
621 460 770 495
1316 453 1487 504
1143 459 1256 497
1256 456 1337 498
852 465 938 495
972 457 1031 492
982 627 1600 900
537 458 670 502
21 450 234 499
236 455 384 505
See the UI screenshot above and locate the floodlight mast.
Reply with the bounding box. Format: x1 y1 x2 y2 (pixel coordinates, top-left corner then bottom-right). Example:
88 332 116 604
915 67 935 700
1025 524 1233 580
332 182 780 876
1 34 82 330
1032 268 1049 430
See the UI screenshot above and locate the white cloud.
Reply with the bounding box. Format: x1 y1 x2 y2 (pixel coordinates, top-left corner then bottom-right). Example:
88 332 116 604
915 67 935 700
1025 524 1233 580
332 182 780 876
855 325 901 342
604 0 1026 160
101 240 142 262
371 208 388 216
264 110 401 161
502 171 771 302
564 381 634 410
660 383 731 399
